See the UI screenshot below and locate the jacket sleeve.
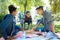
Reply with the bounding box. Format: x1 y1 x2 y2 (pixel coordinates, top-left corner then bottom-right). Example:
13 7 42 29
45 11 53 24
0 16 13 39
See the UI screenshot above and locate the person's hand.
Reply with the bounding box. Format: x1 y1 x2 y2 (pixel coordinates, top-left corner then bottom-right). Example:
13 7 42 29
14 31 23 38
6 36 13 40
32 26 37 31
41 32 45 36
0 37 5 40
53 33 59 38
26 29 34 34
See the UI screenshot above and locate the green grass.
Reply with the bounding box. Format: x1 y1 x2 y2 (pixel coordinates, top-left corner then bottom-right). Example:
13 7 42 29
16 24 60 33
0 23 60 38
55 25 60 33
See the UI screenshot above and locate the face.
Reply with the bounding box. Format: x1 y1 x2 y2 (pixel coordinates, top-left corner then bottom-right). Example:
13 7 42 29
13 10 17 16
37 9 43 15
26 13 30 17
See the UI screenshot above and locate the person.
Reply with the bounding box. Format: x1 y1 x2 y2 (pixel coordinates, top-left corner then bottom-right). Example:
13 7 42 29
0 5 21 40
32 6 55 34
18 12 25 30
24 11 32 30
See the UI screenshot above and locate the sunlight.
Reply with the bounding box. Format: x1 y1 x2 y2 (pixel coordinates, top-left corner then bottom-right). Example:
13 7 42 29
43 0 50 7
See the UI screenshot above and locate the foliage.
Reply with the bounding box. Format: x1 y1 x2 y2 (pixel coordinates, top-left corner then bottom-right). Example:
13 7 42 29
49 0 60 14
0 0 10 14
0 13 5 23
11 0 44 13
0 0 10 23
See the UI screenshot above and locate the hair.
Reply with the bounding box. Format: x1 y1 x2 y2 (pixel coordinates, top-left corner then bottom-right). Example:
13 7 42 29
24 11 32 23
25 11 31 18
8 5 17 13
26 11 30 14
36 6 43 10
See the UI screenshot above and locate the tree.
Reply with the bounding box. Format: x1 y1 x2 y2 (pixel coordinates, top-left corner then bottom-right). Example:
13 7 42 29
11 0 44 14
0 0 10 14
49 0 60 14
34 0 44 7
0 0 10 23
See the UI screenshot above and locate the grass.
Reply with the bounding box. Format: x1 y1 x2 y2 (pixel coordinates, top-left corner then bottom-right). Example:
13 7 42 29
55 25 60 33
0 22 60 38
16 23 60 33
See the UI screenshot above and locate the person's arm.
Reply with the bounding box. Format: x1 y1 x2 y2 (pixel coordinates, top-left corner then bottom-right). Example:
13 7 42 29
46 11 55 33
32 22 40 31
30 17 32 27
32 18 43 31
49 24 55 33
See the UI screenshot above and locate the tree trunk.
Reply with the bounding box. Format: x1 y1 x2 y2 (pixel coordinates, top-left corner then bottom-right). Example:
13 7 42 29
24 0 27 14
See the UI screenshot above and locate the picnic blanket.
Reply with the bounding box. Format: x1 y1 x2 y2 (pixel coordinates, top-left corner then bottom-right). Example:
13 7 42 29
16 31 60 40
0 31 60 40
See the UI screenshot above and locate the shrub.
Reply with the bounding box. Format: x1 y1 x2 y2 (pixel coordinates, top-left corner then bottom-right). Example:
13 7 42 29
0 13 5 23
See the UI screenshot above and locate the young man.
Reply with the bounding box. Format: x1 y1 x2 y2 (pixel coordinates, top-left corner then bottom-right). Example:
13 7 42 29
0 5 20 40
32 6 55 34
